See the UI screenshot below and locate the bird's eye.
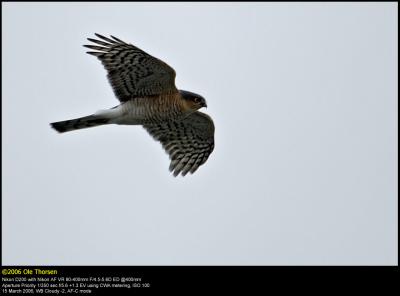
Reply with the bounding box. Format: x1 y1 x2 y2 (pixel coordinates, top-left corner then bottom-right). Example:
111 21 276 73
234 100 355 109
194 97 200 103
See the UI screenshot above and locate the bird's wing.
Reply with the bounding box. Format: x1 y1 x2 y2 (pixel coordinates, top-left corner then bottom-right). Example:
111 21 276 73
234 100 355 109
84 33 178 102
143 111 215 176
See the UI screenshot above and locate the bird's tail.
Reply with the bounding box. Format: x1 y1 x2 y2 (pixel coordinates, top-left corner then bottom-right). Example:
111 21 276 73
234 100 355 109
50 114 111 133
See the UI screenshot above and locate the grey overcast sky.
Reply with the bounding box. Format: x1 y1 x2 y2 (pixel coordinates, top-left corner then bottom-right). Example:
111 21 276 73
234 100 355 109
2 3 397 265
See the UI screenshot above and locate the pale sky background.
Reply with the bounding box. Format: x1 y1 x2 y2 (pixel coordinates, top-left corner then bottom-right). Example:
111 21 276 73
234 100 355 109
2 3 398 265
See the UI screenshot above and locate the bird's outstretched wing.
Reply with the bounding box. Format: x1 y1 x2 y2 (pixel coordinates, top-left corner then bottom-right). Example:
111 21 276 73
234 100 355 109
143 112 215 177
84 33 178 102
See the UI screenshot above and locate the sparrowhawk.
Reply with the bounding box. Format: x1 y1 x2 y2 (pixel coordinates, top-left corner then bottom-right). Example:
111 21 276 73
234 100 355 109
50 34 215 177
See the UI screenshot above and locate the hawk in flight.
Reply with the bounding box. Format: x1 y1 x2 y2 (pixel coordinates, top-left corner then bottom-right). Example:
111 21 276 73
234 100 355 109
51 34 215 177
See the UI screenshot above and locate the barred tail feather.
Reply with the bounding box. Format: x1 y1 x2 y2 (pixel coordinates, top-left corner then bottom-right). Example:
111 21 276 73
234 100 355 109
50 115 110 133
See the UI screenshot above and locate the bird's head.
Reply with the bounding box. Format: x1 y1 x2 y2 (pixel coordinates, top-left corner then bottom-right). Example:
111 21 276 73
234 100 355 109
180 90 207 111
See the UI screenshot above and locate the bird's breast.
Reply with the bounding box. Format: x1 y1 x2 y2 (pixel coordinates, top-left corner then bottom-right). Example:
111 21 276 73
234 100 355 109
115 93 186 125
